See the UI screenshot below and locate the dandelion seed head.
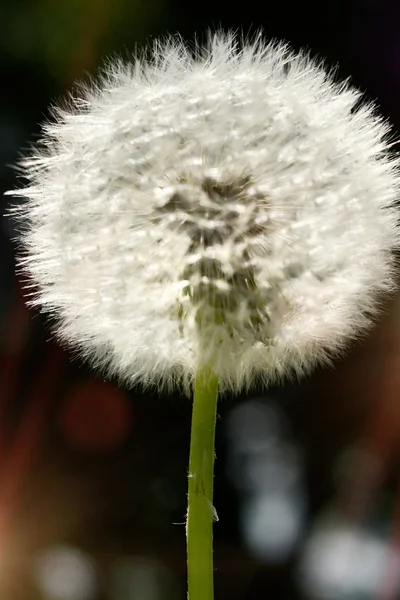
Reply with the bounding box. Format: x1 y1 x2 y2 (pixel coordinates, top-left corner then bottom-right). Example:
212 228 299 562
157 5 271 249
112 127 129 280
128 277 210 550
8 32 400 394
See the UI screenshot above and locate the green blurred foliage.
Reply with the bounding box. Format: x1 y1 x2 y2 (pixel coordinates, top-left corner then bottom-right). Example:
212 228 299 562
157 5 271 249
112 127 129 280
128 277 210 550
2 0 167 86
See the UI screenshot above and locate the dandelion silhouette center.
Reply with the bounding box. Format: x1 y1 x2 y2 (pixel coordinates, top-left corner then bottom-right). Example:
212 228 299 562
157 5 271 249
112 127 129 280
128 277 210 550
154 172 274 336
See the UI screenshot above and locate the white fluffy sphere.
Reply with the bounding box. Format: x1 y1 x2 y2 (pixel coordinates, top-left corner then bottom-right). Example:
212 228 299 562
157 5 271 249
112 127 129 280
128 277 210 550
9 33 400 393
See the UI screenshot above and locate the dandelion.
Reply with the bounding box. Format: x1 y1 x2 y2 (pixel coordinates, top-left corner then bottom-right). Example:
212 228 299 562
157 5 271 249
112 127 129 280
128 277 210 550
7 32 400 600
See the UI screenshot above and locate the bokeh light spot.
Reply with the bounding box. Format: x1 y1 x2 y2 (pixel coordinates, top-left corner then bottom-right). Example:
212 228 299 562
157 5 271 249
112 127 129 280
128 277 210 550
33 545 98 600
297 513 400 600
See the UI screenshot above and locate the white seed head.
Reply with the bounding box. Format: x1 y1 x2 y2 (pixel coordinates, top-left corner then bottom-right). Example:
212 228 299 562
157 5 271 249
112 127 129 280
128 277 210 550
8 32 400 394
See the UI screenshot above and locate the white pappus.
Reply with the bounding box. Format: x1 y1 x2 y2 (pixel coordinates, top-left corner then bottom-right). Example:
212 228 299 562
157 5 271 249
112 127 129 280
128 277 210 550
7 32 400 394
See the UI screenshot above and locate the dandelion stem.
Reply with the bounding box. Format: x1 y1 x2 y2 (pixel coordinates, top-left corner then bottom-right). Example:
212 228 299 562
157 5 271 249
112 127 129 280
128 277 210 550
187 366 219 600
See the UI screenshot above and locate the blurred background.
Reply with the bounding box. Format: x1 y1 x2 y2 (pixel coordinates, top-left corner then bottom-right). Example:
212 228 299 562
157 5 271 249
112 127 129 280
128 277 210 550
2 1 400 598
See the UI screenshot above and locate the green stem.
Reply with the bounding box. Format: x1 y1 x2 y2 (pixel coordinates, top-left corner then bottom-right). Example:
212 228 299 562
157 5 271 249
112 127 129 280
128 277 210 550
187 366 219 600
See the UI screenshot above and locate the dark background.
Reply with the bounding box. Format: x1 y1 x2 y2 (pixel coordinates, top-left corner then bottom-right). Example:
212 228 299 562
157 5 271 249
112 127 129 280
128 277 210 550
2 1 400 599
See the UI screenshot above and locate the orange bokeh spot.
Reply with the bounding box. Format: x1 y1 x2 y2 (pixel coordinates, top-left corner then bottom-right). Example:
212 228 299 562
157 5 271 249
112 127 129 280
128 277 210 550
59 380 133 452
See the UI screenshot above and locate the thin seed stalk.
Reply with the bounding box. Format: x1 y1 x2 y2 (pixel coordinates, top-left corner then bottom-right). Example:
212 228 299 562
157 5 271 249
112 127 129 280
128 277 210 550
186 366 219 600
